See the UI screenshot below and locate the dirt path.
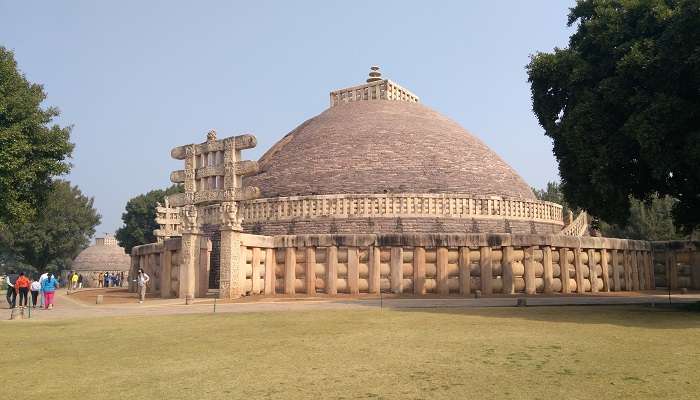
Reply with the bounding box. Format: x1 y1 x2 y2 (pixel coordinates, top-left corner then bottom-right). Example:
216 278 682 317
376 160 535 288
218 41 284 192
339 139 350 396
3 289 699 322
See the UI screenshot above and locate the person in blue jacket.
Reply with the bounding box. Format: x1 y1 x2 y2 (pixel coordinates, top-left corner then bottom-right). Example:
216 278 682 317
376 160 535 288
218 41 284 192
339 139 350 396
41 273 59 310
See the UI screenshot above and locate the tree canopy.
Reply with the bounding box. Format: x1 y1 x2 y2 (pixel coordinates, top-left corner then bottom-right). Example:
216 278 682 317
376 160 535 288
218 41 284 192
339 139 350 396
533 181 688 241
0 180 101 275
0 46 74 228
527 0 700 233
115 185 183 253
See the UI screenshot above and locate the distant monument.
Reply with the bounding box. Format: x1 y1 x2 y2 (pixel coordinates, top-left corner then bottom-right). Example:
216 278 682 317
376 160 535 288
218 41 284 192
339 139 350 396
72 234 130 287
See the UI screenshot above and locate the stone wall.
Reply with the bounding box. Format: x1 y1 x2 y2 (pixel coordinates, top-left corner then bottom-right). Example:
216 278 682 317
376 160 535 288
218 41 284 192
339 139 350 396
130 233 700 299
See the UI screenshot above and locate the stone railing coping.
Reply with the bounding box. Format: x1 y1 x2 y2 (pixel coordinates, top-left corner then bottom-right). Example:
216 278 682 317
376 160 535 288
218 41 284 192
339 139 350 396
131 237 181 256
251 233 651 251
133 233 660 255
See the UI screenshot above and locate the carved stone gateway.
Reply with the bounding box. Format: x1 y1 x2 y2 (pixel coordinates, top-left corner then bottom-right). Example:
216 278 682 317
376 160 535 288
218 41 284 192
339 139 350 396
163 129 259 299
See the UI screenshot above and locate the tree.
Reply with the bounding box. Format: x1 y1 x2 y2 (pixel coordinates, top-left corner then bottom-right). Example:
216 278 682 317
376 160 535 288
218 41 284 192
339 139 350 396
0 46 74 228
534 181 689 240
116 184 183 253
532 181 575 223
599 196 686 240
0 180 101 274
526 0 700 234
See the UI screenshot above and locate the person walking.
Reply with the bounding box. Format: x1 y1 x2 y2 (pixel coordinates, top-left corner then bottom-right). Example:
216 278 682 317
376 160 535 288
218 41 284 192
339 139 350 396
78 274 83 289
5 271 18 308
30 278 41 308
41 273 59 310
14 272 30 308
133 268 150 304
97 272 103 288
38 271 48 308
70 272 79 292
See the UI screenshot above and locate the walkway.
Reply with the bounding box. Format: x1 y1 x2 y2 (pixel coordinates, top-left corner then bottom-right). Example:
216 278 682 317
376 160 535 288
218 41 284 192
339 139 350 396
3 289 699 322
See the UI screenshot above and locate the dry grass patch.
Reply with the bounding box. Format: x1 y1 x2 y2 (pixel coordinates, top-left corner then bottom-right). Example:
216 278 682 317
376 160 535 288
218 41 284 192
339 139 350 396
3 306 700 399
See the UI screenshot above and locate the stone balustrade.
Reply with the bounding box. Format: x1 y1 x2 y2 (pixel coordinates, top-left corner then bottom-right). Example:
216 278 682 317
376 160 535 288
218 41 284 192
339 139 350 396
240 194 564 225
131 233 700 299
561 211 589 236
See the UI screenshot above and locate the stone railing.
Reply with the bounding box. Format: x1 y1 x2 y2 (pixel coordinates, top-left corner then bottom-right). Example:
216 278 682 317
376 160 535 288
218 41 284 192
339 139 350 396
651 241 700 289
239 194 564 225
330 79 419 107
561 211 589 236
134 233 700 299
236 233 654 296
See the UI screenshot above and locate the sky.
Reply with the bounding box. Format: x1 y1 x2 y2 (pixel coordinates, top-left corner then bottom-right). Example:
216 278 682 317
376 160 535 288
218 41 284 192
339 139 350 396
1 1 575 237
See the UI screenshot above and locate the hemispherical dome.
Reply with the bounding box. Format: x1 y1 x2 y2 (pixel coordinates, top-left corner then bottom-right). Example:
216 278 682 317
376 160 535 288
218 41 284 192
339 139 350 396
245 100 535 200
72 237 130 272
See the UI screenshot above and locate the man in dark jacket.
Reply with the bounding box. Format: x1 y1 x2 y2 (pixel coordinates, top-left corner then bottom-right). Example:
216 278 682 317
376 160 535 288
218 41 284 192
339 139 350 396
5 271 18 308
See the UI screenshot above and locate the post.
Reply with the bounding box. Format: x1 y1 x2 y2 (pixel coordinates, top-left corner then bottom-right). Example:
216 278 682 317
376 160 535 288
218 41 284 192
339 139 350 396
623 250 632 291
369 246 381 295
480 246 492 295
631 251 639 291
250 247 261 295
437 247 449 295
327 246 338 295
524 246 535 295
600 248 610 292
284 247 296 295
264 248 275 295
645 251 653 290
588 249 598 293
305 247 316 296
560 248 570 294
459 247 471 295
668 251 678 290
219 229 243 299
179 231 200 299
574 248 585 293
347 247 359 295
543 246 553 294
390 247 404 294
414 247 426 295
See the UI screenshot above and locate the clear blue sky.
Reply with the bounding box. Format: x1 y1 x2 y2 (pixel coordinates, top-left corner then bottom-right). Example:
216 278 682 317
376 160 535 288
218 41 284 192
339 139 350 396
1 1 575 236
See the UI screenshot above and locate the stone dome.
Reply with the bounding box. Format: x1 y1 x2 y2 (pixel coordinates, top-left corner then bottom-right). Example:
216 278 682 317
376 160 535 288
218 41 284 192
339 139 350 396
245 99 536 200
72 236 130 272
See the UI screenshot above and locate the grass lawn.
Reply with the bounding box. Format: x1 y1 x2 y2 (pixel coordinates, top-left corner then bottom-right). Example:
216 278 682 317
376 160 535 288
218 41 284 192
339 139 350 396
3 306 699 399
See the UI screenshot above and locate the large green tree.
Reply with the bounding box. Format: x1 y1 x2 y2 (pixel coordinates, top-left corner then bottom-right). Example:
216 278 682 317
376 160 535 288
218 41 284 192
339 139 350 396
599 195 686 240
527 0 700 233
116 184 183 253
534 181 688 240
0 180 101 274
0 46 74 228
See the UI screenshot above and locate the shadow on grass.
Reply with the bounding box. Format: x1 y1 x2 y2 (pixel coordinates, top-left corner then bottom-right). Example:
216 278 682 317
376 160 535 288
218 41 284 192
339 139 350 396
383 302 700 330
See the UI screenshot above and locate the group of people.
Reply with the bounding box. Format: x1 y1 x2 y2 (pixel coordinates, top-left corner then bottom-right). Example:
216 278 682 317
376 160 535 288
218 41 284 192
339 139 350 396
98 271 125 288
5 271 60 310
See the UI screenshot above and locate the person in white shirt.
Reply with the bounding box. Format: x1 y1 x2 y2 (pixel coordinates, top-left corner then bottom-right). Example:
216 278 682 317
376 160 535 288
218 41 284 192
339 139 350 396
133 268 150 304
30 278 41 308
38 272 48 308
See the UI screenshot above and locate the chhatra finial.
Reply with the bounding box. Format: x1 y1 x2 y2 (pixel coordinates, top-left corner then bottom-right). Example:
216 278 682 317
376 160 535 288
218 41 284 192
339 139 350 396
207 129 217 141
366 65 382 83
